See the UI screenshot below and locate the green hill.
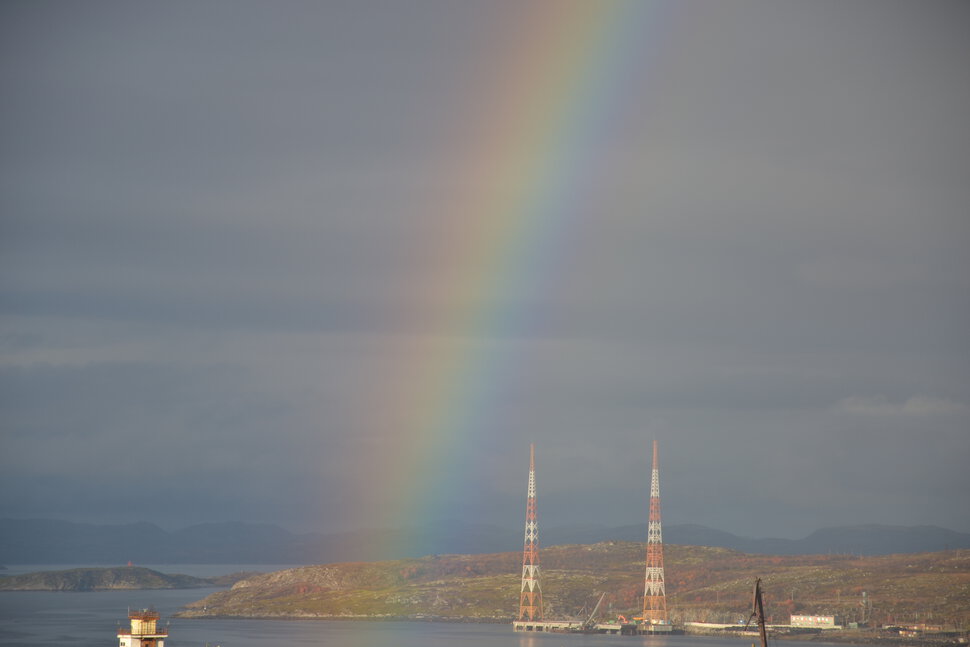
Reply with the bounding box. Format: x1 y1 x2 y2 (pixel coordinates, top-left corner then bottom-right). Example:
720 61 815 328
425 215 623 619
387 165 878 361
178 543 970 628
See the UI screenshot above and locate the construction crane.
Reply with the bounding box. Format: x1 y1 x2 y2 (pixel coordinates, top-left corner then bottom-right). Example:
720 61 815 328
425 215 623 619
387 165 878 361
744 578 769 647
584 593 607 631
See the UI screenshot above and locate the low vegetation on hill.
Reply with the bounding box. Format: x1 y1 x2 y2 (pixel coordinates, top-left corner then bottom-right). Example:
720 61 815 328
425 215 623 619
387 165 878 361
179 543 970 629
0 566 256 591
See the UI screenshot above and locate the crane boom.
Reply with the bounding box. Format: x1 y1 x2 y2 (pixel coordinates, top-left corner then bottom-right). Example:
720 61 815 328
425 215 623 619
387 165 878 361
585 592 607 628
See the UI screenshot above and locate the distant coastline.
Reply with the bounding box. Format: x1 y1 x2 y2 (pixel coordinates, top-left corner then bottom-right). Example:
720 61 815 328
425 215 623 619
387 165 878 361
2 556 963 647
172 543 969 641
0 566 254 591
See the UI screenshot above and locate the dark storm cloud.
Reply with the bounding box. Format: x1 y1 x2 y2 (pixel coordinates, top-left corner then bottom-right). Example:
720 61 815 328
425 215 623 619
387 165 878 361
1 0 968 538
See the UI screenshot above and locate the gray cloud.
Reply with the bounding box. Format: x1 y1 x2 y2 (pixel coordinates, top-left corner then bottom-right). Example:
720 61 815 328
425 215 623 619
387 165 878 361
1 0 968 539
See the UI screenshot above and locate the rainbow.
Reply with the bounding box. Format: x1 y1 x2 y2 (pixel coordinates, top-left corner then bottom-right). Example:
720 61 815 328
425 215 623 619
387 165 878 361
346 2 676 550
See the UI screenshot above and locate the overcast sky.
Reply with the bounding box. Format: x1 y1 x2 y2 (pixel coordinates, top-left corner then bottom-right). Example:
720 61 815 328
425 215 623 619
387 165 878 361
2 1 968 541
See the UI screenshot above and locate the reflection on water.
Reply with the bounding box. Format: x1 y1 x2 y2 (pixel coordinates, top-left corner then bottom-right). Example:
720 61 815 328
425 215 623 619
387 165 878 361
517 632 680 647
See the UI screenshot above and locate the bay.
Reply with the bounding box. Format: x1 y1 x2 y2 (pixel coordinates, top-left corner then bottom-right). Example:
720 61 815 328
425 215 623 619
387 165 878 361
0 565 856 647
0 590 855 647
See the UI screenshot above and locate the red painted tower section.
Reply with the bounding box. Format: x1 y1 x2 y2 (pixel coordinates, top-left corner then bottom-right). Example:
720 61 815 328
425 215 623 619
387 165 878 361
518 443 543 621
642 439 668 623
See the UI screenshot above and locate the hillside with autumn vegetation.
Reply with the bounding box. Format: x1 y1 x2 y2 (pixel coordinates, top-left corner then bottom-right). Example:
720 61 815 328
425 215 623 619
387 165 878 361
178 542 970 631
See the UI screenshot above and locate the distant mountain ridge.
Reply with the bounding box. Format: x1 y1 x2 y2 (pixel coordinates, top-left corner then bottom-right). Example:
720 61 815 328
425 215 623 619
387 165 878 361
1 518 967 565
554 523 970 556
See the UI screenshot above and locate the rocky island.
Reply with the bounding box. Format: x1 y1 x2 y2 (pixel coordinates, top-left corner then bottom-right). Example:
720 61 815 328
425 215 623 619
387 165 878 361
0 566 255 591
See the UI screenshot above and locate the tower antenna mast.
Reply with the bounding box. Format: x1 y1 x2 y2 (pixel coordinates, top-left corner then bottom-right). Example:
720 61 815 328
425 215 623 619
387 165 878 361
642 439 668 624
518 443 543 621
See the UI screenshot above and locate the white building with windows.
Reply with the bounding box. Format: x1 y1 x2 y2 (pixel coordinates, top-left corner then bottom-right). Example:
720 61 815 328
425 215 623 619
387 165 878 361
117 609 167 647
791 614 841 629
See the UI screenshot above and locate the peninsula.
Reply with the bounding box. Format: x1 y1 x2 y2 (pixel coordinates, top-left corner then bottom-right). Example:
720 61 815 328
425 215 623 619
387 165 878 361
0 566 254 591
177 542 970 632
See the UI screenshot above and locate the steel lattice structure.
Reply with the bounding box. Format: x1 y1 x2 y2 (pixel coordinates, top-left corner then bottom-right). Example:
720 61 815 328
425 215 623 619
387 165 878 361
518 443 543 621
642 439 668 623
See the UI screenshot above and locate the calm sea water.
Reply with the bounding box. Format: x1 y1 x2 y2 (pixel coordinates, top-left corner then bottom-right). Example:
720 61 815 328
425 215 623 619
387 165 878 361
0 566 849 647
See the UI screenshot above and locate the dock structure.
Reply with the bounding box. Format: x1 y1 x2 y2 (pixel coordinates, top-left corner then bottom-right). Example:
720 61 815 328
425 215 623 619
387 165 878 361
513 619 583 633
513 620 672 635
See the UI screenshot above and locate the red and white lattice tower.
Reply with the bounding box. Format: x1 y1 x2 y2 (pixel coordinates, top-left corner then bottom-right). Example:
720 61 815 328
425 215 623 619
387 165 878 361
518 443 543 621
642 439 668 623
